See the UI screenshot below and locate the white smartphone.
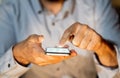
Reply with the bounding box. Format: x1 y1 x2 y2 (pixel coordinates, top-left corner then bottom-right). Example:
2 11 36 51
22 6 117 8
45 47 70 56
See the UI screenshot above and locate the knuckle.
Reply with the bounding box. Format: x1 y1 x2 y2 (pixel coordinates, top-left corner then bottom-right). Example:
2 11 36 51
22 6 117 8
74 22 81 25
27 34 39 42
64 29 69 33
28 34 36 39
73 22 82 28
83 25 89 29
90 29 94 33
94 33 102 41
80 45 86 49
72 40 80 47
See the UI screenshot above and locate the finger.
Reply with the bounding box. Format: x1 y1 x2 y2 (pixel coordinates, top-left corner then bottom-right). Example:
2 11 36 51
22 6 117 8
59 30 72 46
70 49 77 56
38 35 44 43
87 32 101 51
27 34 44 44
62 45 69 48
36 50 77 66
59 22 81 46
32 54 60 66
34 56 46 64
79 29 93 49
42 55 65 65
45 50 77 62
35 56 52 66
38 62 53 66
39 56 64 66
63 50 77 60
72 25 88 47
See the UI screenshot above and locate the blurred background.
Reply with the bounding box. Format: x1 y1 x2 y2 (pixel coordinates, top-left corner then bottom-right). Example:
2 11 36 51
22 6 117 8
112 0 120 7
112 0 120 22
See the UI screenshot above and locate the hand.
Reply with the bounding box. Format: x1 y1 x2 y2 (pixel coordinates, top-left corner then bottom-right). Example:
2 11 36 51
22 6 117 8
59 22 118 67
13 34 77 66
59 22 102 52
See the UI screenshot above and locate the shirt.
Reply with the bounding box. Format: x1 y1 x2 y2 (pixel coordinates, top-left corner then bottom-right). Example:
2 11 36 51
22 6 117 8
0 0 120 78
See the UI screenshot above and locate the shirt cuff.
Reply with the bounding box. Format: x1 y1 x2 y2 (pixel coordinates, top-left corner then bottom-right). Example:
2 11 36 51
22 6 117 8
93 45 120 78
0 46 30 78
115 45 120 71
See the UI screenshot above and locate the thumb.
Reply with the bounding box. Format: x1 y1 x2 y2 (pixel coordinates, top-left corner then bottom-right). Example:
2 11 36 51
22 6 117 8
70 49 77 56
38 35 44 43
64 49 77 59
27 34 44 44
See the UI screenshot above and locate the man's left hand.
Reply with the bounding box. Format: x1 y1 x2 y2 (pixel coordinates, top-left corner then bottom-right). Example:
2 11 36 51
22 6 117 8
59 22 118 67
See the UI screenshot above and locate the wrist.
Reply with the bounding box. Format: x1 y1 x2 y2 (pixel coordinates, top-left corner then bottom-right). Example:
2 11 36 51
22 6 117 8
94 53 118 69
95 40 118 67
12 46 30 67
14 56 30 67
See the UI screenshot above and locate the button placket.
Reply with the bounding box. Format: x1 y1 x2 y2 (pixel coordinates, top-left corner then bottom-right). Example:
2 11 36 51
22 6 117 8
52 22 55 26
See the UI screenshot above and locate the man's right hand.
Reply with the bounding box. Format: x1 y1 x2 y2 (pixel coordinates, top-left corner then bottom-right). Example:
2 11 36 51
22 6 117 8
13 34 77 66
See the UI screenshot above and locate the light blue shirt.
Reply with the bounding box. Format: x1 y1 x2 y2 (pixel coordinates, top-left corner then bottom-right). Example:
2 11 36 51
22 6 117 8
0 0 120 78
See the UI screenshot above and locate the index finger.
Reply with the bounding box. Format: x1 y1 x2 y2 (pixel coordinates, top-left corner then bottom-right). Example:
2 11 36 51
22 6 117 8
59 30 72 46
59 22 81 46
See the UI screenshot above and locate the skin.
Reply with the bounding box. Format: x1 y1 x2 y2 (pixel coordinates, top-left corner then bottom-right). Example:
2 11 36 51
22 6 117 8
13 0 118 67
40 0 65 15
13 34 77 66
13 0 77 66
59 22 118 67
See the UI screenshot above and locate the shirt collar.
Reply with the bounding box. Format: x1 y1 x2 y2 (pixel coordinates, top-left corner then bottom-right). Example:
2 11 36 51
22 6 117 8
44 0 75 19
59 0 74 19
58 0 75 19
30 0 75 16
31 0 43 14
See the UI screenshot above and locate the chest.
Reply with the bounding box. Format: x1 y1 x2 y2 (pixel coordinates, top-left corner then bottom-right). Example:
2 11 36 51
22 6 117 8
14 2 94 48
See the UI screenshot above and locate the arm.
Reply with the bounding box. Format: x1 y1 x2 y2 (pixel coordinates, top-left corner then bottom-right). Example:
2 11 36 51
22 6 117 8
59 22 118 67
0 2 29 77
13 34 77 66
94 0 120 67
60 0 120 67
0 2 77 78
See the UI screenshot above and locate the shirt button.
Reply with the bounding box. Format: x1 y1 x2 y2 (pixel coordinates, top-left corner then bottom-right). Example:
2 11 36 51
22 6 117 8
52 22 55 26
8 63 11 68
38 10 42 14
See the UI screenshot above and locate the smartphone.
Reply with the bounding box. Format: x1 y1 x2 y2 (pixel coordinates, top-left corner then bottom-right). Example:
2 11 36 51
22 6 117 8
45 47 70 56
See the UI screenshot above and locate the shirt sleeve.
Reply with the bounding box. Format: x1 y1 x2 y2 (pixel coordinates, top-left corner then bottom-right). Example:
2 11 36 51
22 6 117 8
94 0 120 45
0 1 29 78
0 47 29 78
93 0 120 77
115 46 120 71
94 46 119 78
